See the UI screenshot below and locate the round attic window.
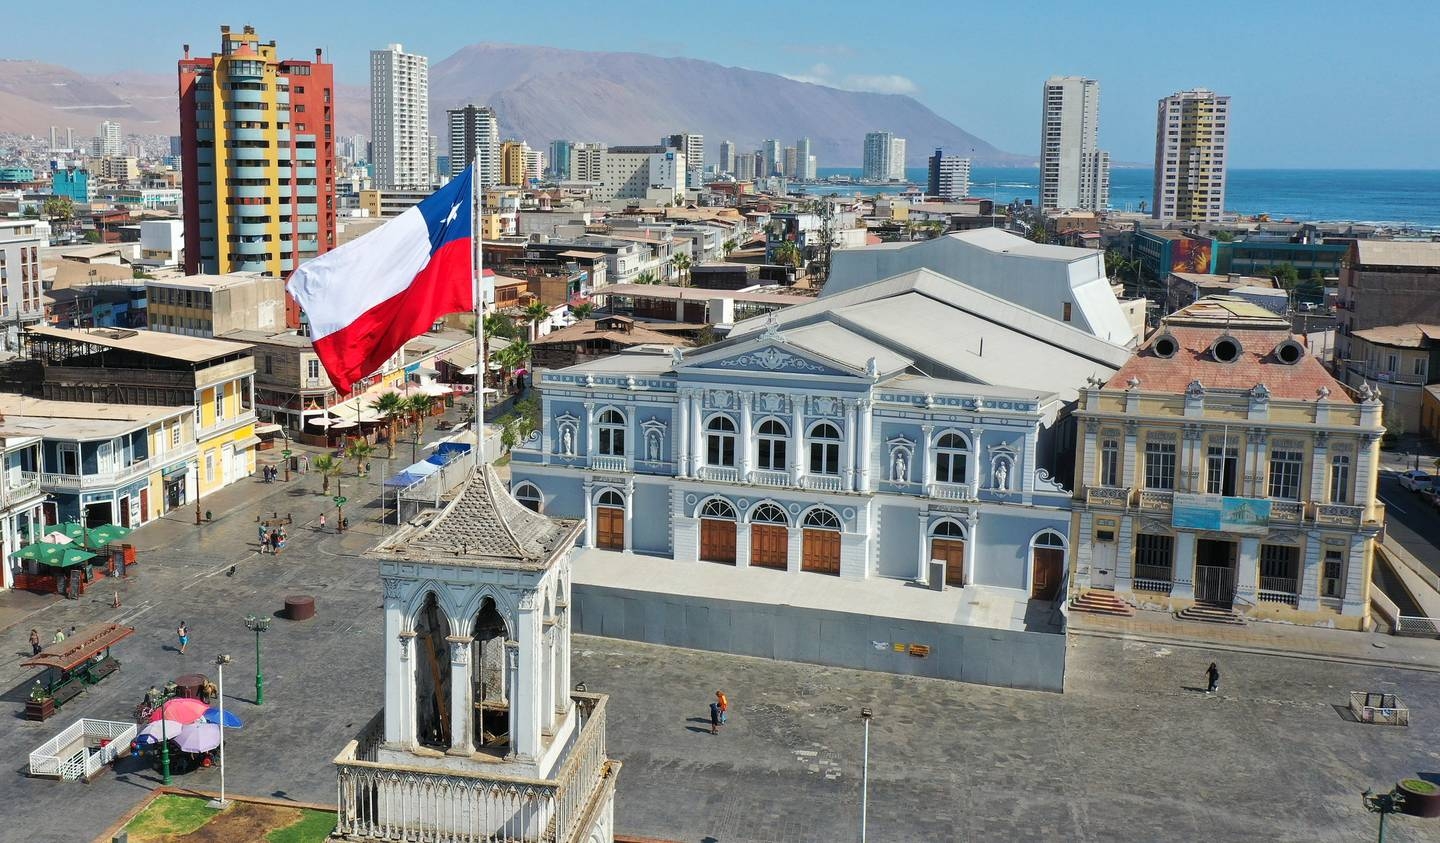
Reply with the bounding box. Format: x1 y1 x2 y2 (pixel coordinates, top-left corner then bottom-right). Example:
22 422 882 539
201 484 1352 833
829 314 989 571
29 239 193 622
1210 336 1243 363
1275 340 1305 365
1152 334 1180 359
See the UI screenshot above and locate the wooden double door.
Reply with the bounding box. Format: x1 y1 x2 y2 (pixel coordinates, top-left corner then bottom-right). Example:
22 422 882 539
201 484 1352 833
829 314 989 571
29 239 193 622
801 529 841 576
1030 548 1064 601
750 524 788 570
699 519 736 564
931 538 966 586
595 506 624 550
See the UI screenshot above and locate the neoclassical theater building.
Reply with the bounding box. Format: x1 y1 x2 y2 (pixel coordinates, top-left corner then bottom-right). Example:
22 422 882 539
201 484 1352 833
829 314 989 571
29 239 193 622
510 268 1130 597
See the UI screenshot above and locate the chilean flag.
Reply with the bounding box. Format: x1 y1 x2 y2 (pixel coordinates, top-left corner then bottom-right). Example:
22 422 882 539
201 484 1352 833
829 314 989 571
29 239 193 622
287 166 474 392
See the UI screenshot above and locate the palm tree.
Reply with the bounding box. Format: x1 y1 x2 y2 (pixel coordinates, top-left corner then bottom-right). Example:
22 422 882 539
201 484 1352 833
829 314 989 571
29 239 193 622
722 239 737 257
672 252 692 286
493 339 530 386
313 455 343 495
370 391 406 458
634 271 657 285
483 312 517 340
346 439 376 476
571 300 595 320
522 301 551 341
406 394 437 433
772 241 802 270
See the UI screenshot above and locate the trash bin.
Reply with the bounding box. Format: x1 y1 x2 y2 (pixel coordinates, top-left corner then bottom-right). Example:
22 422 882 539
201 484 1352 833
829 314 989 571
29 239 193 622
928 560 945 591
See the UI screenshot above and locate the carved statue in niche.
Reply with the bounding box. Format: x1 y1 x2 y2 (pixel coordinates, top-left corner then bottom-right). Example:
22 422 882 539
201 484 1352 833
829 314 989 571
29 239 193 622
891 450 909 483
994 459 1010 491
561 426 574 456
647 433 661 462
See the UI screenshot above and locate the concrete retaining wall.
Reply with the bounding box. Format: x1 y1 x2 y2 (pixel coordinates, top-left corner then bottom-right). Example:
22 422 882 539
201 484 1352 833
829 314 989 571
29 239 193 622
573 584 1066 693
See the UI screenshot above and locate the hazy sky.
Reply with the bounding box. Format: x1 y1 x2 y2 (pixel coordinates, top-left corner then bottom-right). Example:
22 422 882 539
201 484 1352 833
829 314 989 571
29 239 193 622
4 0 1435 169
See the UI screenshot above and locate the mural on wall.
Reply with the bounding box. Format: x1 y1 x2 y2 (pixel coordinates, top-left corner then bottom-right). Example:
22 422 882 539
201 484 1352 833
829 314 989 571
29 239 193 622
1170 236 1213 274
1172 493 1272 534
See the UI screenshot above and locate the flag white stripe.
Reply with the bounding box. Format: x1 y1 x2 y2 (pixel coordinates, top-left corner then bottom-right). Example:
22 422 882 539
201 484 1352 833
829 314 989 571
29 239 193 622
286 207 433 341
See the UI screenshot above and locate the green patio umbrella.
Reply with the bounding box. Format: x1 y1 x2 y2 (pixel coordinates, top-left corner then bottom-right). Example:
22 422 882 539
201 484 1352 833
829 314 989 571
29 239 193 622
85 524 132 546
10 544 96 567
45 522 86 541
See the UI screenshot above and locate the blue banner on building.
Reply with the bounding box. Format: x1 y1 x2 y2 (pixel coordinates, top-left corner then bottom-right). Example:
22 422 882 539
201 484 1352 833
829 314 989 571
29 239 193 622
1173 493 1272 534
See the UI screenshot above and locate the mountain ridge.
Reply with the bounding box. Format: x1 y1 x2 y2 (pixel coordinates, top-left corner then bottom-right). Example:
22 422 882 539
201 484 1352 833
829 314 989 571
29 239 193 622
0 44 1033 167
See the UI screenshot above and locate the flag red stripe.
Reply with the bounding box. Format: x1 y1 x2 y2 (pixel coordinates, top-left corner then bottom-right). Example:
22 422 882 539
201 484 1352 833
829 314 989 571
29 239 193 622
312 236 473 393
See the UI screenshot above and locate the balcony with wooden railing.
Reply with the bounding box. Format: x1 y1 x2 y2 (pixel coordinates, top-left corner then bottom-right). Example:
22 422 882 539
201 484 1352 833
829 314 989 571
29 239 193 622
334 693 614 843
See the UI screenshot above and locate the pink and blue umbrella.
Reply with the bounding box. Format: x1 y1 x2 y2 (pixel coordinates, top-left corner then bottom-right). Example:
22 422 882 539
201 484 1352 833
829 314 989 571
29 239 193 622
174 721 222 753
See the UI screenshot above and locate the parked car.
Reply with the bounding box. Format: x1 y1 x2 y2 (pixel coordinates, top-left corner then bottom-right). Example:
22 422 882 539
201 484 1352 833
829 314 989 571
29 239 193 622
1397 470 1434 492
1424 487 1440 510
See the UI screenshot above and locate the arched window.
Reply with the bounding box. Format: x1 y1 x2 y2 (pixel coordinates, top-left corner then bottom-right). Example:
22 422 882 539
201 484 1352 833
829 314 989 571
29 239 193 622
512 481 543 513
808 422 841 475
700 498 737 520
931 519 965 538
598 409 625 456
757 419 788 471
706 416 736 467
596 489 625 508
749 502 789 525
802 507 842 530
1033 530 1066 549
935 432 969 484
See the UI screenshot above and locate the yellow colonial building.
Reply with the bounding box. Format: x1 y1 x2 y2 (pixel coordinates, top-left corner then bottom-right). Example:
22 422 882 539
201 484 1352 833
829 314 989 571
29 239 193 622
1070 298 1384 629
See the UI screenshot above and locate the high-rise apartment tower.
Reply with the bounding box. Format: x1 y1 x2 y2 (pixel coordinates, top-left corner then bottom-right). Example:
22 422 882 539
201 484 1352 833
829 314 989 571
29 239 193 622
369 44 429 190
1153 88 1230 222
1039 76 1110 213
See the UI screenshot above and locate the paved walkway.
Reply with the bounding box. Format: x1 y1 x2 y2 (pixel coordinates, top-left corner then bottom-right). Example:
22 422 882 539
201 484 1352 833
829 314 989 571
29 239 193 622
1069 606 1440 671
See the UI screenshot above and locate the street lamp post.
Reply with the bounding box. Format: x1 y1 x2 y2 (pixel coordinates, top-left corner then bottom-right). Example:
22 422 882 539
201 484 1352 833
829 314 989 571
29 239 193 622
859 706 873 843
159 693 172 786
207 654 232 809
1362 788 1405 843
244 614 271 705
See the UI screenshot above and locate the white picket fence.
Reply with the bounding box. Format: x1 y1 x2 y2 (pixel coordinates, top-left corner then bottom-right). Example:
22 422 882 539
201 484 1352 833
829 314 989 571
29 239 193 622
29 718 135 781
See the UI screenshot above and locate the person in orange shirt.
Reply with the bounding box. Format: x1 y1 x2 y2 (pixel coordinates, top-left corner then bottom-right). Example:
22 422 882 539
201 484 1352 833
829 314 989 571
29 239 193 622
716 690 728 726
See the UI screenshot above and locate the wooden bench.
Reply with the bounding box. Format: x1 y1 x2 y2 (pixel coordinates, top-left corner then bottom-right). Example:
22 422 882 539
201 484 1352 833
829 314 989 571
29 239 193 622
50 680 84 708
84 657 120 684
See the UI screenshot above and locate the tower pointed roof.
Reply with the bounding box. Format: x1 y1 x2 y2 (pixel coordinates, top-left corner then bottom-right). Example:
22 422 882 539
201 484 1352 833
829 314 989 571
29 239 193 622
372 465 580 569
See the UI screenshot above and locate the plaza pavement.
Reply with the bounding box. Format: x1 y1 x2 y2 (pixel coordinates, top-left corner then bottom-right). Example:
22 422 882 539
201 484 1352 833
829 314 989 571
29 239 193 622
0 442 1436 841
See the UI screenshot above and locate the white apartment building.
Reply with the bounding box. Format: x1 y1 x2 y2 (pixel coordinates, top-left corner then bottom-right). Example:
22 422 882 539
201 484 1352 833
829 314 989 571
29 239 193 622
863 131 907 182
137 220 184 269
370 44 430 190
927 149 971 201
734 152 756 181
446 104 500 188
571 142 603 182
665 133 705 189
1040 76 1110 213
596 147 685 203
1153 88 1230 222
795 138 812 179
761 140 781 178
525 147 544 183
94 120 122 157
0 221 44 351
97 156 139 184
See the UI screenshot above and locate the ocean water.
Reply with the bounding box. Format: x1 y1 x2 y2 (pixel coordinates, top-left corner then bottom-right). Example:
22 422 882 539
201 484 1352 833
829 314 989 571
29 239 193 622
811 166 1440 229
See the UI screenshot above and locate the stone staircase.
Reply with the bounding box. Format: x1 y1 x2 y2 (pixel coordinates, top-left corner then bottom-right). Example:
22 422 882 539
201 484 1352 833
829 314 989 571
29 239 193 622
1175 603 1247 625
1069 590 1135 617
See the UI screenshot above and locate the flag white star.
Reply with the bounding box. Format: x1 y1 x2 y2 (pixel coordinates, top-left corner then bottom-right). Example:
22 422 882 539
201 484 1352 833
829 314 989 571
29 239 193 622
444 201 461 226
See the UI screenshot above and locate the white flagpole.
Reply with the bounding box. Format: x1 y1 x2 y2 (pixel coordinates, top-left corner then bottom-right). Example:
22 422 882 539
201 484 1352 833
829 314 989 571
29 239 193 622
472 159 484 472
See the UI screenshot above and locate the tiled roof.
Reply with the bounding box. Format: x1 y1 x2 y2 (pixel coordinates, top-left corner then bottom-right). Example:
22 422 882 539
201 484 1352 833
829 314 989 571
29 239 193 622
376 466 580 569
532 319 687 348
1104 325 1351 402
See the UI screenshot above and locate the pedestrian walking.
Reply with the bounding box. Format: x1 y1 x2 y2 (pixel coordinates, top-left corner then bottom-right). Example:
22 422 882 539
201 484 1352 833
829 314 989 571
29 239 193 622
709 701 720 735
52 628 65 645
258 523 267 548
319 513 327 531
29 628 41 655
1205 662 1220 694
176 621 189 655
716 690 728 726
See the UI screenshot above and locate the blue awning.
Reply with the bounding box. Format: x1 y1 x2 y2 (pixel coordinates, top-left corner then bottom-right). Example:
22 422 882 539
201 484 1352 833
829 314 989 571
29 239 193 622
435 442 471 457
383 471 422 488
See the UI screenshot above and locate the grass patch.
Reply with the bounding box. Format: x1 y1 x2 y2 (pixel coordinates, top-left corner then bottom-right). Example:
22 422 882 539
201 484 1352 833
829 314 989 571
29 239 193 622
124 794 219 839
266 808 337 843
494 453 511 467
